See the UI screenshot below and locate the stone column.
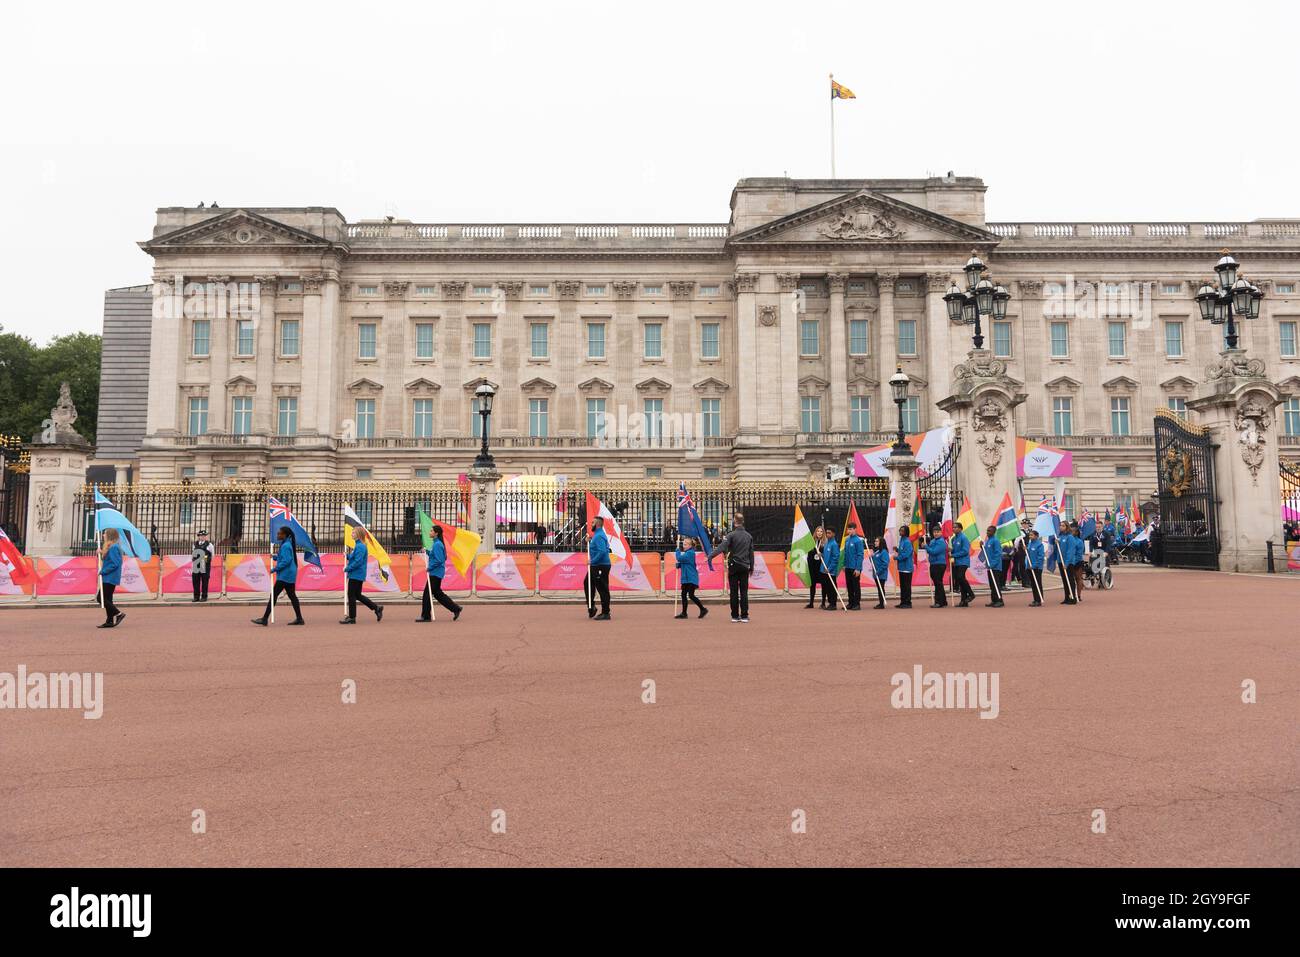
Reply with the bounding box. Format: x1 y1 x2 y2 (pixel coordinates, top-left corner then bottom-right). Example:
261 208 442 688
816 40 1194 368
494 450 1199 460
467 465 500 556
253 275 279 435
924 272 956 409
827 273 849 431
1017 280 1045 432
732 273 759 439
877 273 898 427
1187 350 1285 573
669 281 695 425
25 388 93 557
937 351 1028 526
884 449 920 535
206 275 230 432
146 273 184 437
381 281 409 436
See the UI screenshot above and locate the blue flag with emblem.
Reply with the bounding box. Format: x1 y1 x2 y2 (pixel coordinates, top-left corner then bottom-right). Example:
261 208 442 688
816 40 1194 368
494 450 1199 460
93 486 152 561
676 483 714 570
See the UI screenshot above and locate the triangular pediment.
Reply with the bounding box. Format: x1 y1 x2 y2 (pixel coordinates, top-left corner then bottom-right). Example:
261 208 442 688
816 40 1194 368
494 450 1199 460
1159 375 1197 393
141 209 336 252
1103 375 1140 391
224 375 257 390
635 376 673 392
1277 375 1300 394
729 190 997 247
1045 375 1081 392
577 376 615 393
798 374 831 390
520 376 557 392
692 376 731 392
404 377 441 392
346 377 383 393
462 376 501 392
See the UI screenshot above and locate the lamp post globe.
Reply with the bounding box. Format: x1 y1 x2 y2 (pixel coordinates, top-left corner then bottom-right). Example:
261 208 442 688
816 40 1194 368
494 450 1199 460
472 382 497 470
888 366 911 455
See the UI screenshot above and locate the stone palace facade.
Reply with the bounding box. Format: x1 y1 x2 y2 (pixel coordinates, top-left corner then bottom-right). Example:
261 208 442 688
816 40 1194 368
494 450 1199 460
114 175 1300 510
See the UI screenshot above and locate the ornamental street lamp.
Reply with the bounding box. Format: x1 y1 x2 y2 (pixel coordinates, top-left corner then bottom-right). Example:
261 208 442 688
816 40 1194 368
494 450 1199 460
889 366 911 455
472 382 497 469
944 251 1011 350
1195 252 1262 350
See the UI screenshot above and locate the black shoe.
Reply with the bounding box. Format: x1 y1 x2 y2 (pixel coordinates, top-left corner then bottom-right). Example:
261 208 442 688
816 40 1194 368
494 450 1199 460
339 617 356 624
698 607 708 619
114 612 126 627
97 622 114 629
415 617 432 623
992 601 1004 608
873 603 885 609
1030 601 1042 607
200 596 209 602
375 606 384 623
251 618 267 626
191 598 200 603
289 619 305 625
453 608 462 621
896 603 911 608
594 613 611 621
588 607 596 618
957 600 969 608
674 612 689 619
804 602 814 609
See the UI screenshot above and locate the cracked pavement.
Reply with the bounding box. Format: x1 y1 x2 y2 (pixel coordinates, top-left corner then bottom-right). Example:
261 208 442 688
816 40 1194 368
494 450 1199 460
1 568 1296 866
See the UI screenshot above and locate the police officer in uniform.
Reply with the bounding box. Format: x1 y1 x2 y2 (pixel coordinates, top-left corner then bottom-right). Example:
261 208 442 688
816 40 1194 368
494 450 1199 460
191 530 215 602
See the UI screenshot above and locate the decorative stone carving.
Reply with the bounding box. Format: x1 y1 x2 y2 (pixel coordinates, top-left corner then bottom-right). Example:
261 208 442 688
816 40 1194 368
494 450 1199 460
758 305 779 326
51 383 78 434
1206 349 1266 381
441 280 466 298
876 272 898 292
254 274 280 290
383 281 409 299
731 273 759 293
498 281 525 299
612 280 637 299
302 275 325 294
952 350 1008 383
556 280 581 299
35 484 56 534
1017 279 1043 296
669 280 695 299
1235 398 1272 483
827 273 849 294
818 206 904 241
971 397 1009 486
776 273 800 291
924 273 952 293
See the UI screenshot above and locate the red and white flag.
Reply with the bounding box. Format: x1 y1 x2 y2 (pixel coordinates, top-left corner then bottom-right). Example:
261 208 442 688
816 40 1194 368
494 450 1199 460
940 494 954 540
0 527 35 584
585 492 632 567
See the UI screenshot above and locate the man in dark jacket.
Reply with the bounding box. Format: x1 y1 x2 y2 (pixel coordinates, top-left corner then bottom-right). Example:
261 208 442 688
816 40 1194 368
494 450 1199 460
710 512 754 623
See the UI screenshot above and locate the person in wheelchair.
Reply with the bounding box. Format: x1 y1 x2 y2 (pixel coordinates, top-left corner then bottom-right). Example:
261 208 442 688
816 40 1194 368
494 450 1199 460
1084 543 1114 589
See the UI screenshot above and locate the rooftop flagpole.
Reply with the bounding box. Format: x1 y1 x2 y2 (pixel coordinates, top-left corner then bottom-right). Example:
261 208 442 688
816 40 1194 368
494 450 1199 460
829 73 836 178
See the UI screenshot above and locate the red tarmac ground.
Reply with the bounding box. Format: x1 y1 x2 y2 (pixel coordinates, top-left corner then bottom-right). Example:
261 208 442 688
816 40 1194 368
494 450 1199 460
0 568 1296 867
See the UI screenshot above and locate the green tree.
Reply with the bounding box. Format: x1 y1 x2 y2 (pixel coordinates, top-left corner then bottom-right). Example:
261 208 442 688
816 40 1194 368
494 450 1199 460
0 325 101 444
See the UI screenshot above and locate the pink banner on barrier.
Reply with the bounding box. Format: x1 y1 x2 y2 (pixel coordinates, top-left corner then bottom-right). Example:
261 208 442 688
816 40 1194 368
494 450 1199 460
750 552 785 591
537 552 587 591
475 553 536 592
610 553 660 592
362 557 408 594
0 560 34 597
664 553 726 591
161 554 203 595
296 554 346 592
224 554 273 593
411 556 473 594
1287 541 1299 572
116 557 159 595
34 556 99 597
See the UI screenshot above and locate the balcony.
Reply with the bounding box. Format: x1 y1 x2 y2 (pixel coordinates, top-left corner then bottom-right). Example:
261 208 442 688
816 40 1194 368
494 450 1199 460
985 220 1300 245
341 221 730 250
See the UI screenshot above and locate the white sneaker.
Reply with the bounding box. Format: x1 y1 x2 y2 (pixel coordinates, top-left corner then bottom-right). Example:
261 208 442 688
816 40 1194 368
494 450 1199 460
730 617 741 622
741 617 750 623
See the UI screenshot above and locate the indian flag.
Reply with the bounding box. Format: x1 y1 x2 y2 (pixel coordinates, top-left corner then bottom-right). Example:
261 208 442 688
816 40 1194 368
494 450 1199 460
787 504 816 588
416 505 481 577
994 492 1020 544
343 504 393 582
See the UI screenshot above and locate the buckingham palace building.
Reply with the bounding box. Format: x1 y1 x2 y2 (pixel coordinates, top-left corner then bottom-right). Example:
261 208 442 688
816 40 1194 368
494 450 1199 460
103 174 1300 505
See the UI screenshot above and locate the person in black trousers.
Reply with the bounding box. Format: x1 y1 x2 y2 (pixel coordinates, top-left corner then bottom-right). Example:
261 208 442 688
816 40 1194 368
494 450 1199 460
710 512 754 623
191 530 215 602
417 524 463 622
805 527 827 608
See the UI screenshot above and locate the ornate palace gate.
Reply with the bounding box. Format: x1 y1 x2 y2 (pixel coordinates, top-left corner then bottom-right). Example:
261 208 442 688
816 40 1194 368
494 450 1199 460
1153 408 1219 570
0 437 30 551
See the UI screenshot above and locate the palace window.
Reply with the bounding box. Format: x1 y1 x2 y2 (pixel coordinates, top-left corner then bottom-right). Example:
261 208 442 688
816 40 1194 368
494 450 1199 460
799 319 820 356
700 398 721 437
1052 397 1073 436
699 285 720 296
1280 321 1298 357
1164 320 1183 357
530 284 549 296
273 466 289 478
700 322 720 359
414 468 430 479
236 319 255 357
1283 397 1300 436
528 398 549 438
850 396 871 432
587 467 604 479
358 323 377 359
187 397 208 436
472 323 492 359
280 319 300 358
1107 321 1127 358
643 398 664 442
357 285 378 296
586 398 607 440
277 397 297 436
1277 284 1295 295
1162 283 1182 295
586 284 606 296
529 322 549 359
587 322 606 359
231 397 253 435
413 399 434 438
901 396 920 434
192 320 210 357
1061 494 1076 521
472 285 493 296
415 322 435 359
281 281 303 294
1110 397 1131 436
1116 465 1133 477
800 396 821 433
1167 397 1188 419
1050 321 1070 358
471 397 484 438
643 284 662 296
416 285 437 296
643 322 663 359
354 399 375 439
223 466 238 478
992 320 1012 358
897 319 917 356
849 318 869 355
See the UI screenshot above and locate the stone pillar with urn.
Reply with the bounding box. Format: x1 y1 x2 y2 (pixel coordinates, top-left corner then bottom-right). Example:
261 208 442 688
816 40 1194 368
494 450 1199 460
25 383 93 556
1187 351 1284 573
937 352 1027 528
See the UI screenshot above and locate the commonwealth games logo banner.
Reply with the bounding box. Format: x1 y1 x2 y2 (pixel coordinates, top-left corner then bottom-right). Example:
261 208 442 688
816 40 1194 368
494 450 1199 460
1017 438 1074 478
853 426 954 478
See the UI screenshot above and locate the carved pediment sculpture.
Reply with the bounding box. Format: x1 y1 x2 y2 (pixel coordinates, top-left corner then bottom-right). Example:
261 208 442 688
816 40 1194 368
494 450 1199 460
818 206 905 241
971 397 1009 486
1234 398 1272 483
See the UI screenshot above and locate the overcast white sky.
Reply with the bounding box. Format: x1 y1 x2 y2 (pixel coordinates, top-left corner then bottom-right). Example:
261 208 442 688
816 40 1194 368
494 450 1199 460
2 0 1297 342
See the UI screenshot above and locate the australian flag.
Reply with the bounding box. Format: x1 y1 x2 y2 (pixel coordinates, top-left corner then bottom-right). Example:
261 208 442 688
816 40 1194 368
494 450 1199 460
676 483 714 569
268 496 322 569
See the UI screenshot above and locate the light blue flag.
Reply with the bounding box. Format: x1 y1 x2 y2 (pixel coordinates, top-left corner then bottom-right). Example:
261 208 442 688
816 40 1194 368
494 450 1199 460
93 486 152 561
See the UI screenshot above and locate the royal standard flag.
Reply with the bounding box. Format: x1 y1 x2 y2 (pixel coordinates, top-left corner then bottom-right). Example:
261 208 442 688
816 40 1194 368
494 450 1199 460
830 77 856 100
787 504 816 588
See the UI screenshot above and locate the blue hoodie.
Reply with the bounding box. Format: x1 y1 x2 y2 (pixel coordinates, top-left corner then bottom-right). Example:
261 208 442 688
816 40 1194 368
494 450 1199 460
588 528 611 567
675 548 699 586
99 542 122 585
274 537 298 584
345 539 369 581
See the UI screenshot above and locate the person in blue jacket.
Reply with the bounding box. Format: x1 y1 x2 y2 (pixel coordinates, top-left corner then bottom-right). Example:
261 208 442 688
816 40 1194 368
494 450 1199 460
842 522 865 610
417 524 463 623
924 524 949 607
981 526 1005 608
894 526 914 608
341 532 384 624
97 528 125 629
869 536 890 609
1053 526 1077 606
950 522 975 607
1026 529 1045 607
673 535 708 620
253 526 304 626
821 533 842 610
586 515 612 620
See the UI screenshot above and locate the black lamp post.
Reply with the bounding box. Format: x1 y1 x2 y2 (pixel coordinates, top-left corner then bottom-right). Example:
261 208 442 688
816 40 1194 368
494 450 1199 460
889 366 911 455
1195 252 1262 350
472 382 497 469
944 251 1011 350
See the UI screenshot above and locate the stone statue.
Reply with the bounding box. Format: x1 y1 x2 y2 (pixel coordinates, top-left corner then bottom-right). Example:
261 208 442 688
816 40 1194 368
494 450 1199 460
819 206 905 241
1235 397 1272 483
51 382 77 433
